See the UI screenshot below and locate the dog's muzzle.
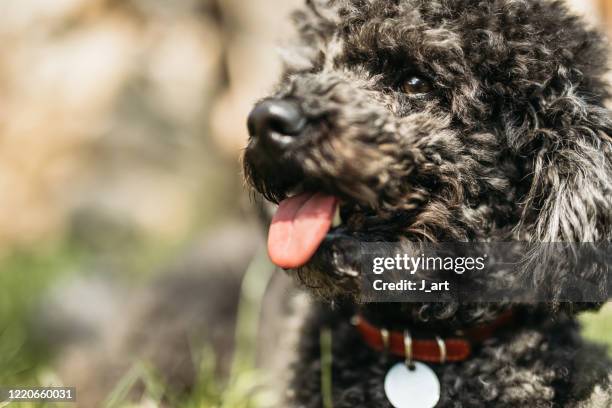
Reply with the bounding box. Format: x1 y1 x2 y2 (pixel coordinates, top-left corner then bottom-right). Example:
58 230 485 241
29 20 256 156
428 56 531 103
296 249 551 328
247 99 306 152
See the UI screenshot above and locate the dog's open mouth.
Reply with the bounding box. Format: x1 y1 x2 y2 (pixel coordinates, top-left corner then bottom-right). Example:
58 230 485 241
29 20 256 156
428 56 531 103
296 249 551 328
267 186 407 270
267 192 341 269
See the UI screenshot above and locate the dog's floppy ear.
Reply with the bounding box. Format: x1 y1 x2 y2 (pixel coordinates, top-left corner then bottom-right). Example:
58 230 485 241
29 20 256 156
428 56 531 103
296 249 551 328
515 96 612 243
510 83 612 307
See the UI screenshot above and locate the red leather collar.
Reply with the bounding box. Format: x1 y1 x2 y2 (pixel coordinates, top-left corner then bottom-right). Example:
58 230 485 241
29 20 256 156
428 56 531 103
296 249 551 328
354 311 514 364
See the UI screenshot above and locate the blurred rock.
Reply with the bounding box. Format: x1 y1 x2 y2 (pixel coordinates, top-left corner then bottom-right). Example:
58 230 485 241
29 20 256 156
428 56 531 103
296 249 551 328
0 0 228 251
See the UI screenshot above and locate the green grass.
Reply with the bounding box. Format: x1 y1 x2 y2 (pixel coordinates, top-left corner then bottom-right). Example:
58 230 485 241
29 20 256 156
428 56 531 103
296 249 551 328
0 244 83 408
580 303 612 356
101 249 280 408
0 244 83 386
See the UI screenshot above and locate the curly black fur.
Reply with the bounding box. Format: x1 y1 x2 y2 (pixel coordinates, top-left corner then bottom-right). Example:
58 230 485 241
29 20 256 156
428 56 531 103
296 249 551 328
243 0 612 406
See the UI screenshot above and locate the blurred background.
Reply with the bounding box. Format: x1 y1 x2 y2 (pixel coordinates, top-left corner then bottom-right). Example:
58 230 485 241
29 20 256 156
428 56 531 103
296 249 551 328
0 0 610 407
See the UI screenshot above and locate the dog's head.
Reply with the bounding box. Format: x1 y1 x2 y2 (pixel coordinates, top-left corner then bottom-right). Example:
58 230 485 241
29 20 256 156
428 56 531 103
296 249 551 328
243 0 612 300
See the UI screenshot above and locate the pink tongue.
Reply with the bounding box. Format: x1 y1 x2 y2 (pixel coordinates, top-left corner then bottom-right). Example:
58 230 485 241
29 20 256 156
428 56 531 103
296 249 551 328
268 192 338 269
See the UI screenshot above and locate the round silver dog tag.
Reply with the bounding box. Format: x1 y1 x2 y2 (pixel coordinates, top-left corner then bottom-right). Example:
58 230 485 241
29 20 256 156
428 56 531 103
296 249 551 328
384 362 441 408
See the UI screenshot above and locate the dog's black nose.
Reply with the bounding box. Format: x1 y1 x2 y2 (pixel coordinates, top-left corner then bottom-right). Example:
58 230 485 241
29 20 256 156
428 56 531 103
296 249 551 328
247 99 306 148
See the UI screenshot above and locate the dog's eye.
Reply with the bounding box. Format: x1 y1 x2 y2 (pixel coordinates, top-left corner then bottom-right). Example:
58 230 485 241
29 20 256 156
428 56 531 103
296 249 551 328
401 76 432 95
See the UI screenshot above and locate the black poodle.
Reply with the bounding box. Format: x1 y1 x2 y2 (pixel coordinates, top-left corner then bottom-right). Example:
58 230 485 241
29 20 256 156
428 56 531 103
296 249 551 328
243 0 612 406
